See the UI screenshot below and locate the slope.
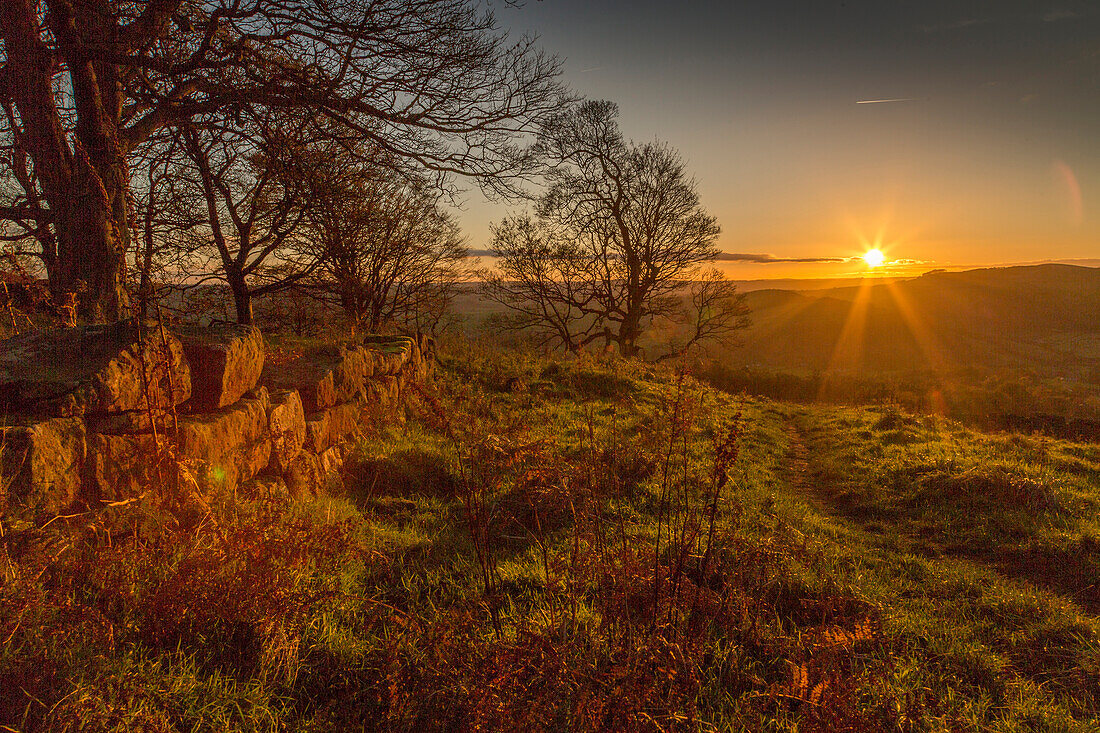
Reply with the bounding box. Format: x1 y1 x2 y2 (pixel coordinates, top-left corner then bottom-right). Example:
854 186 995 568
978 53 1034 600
4 342 1099 731
728 264 1100 375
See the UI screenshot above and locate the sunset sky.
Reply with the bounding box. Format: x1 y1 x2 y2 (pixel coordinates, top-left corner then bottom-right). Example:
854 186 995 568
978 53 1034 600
462 0 1099 280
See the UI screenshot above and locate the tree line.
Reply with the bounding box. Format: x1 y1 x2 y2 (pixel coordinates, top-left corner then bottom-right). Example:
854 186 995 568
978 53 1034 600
1 0 747 358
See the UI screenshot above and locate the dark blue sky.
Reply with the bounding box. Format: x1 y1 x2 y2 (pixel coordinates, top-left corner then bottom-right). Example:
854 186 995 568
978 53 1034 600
464 0 1100 277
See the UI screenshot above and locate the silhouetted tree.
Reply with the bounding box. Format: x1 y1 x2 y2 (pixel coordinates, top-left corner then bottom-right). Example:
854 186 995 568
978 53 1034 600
480 214 604 351
483 100 749 358
0 0 564 320
294 139 468 333
178 114 318 325
130 131 206 320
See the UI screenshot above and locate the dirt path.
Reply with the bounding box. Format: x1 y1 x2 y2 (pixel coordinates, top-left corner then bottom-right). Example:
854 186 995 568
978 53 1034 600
779 420 838 517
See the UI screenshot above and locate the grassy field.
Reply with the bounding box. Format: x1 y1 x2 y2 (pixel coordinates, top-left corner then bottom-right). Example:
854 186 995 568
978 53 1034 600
2 338 1099 731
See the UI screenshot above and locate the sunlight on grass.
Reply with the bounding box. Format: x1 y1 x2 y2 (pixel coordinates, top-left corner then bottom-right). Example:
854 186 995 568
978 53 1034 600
2 339 1099 731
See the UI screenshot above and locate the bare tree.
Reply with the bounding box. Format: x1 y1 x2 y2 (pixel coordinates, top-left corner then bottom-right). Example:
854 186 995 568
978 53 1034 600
295 140 469 333
0 96 57 290
483 100 749 359
130 130 207 320
178 114 318 325
672 268 751 361
481 214 605 351
0 0 565 320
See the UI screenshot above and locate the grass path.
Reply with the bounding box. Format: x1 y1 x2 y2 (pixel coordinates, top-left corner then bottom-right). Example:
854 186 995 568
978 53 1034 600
784 407 1100 616
762 406 1100 729
778 420 835 516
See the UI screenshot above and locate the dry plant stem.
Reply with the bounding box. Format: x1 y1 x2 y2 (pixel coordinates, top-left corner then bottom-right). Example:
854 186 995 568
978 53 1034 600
2 281 18 334
568 497 580 631
151 294 181 445
532 507 558 630
668 410 697 630
429 388 503 639
653 370 690 632
135 319 162 459
703 414 740 575
133 289 198 537
0 512 13 582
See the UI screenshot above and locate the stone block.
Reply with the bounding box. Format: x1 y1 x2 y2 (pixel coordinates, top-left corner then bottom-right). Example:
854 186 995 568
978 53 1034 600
264 343 374 412
178 323 265 410
304 398 365 454
284 451 323 498
268 389 305 473
0 320 190 417
0 417 85 515
178 391 271 492
84 432 161 503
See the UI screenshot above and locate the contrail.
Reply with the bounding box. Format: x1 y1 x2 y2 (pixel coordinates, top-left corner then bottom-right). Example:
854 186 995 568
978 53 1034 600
856 98 916 104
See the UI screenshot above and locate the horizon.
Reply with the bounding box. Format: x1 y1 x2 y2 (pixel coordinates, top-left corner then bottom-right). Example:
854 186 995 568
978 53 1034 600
460 254 1100 284
454 1 1099 280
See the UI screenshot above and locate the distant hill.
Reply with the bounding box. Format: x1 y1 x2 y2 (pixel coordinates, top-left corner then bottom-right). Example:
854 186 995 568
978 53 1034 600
726 264 1100 376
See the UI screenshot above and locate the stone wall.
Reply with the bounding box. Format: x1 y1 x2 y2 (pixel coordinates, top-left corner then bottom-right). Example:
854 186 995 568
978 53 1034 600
0 321 434 519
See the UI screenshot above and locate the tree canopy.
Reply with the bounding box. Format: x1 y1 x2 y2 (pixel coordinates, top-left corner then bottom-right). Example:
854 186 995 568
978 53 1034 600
0 0 565 320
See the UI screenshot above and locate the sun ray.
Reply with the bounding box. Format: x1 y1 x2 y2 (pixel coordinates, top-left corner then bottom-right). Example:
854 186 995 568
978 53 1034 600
882 279 954 414
818 275 874 399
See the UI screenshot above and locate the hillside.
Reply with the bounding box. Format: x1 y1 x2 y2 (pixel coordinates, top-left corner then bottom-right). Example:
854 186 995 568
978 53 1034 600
727 264 1100 376
3 341 1098 731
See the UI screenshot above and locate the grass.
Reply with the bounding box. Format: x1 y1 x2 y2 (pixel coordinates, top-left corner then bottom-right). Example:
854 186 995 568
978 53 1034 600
1 335 1099 730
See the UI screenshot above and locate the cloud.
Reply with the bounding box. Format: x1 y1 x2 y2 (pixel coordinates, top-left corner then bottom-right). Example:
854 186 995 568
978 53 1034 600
712 253 850 264
856 98 917 105
917 8 1089 33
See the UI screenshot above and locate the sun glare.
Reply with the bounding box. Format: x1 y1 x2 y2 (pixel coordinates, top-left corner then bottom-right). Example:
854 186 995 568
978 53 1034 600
863 248 885 268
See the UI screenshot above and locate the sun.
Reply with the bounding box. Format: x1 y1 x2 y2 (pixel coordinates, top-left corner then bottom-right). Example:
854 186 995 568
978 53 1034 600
863 248 885 268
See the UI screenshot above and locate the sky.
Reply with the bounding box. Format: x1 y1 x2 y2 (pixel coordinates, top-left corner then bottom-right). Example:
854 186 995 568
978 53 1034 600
460 0 1100 280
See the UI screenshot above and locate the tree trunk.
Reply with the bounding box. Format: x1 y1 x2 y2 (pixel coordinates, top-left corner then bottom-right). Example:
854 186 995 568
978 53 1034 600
230 275 254 325
52 170 131 321
369 300 385 334
1 0 130 322
617 308 643 358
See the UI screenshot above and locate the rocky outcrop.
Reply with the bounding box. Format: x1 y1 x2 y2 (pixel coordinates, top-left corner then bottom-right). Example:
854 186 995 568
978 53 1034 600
0 325 434 518
263 342 375 412
305 397 367 454
178 323 264 410
84 432 158 502
86 409 176 436
284 451 324 499
364 335 422 377
0 320 190 417
369 376 402 409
